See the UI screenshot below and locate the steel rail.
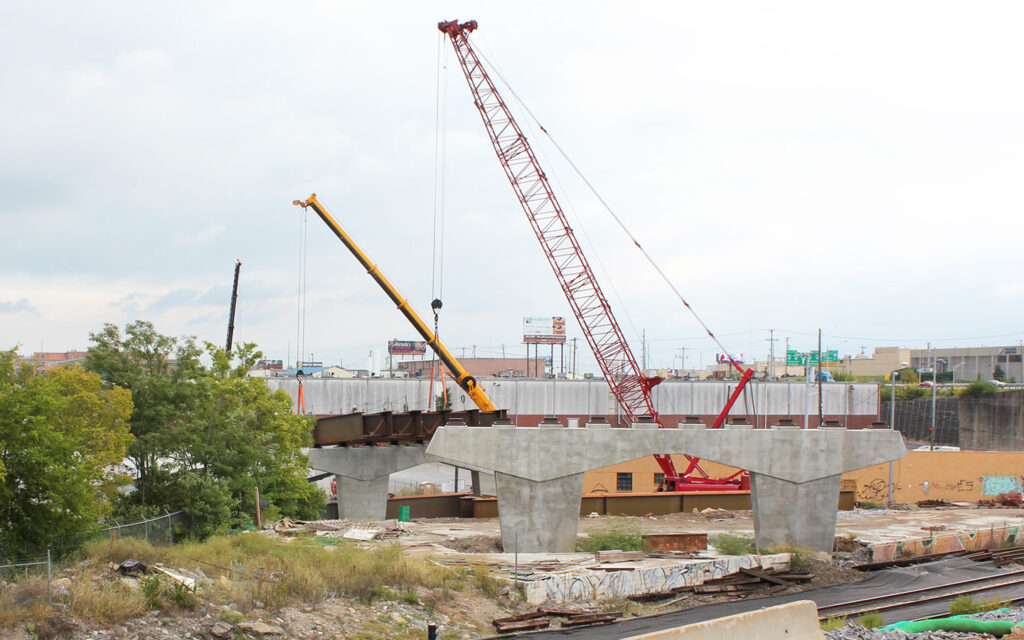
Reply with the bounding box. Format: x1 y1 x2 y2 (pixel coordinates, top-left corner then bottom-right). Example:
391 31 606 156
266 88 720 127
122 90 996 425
817 569 1024 619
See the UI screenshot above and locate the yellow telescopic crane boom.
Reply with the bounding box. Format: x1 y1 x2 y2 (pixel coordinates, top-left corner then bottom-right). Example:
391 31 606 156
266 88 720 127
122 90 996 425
293 194 498 413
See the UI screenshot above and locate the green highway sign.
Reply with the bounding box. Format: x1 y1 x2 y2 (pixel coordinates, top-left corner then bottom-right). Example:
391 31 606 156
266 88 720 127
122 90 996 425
786 350 838 366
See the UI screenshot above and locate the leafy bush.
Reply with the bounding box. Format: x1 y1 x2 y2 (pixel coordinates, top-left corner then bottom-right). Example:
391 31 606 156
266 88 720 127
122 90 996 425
142 575 162 609
578 521 644 552
950 595 980 615
820 616 847 631
960 381 1002 397
857 501 884 510
856 611 885 629
167 583 199 610
711 533 757 556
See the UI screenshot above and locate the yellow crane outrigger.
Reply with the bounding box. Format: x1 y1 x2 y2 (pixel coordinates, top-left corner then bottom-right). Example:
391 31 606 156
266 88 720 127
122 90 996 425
293 194 498 413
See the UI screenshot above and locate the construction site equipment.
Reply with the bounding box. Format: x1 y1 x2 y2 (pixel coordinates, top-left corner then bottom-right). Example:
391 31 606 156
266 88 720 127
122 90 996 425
293 194 498 413
225 259 241 354
438 19 753 491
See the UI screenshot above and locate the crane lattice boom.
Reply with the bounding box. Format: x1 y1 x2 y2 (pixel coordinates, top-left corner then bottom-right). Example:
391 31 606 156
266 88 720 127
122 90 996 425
438 19 661 424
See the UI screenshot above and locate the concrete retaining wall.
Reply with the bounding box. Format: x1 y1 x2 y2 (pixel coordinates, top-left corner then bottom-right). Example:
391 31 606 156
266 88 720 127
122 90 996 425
520 553 791 605
959 390 1024 451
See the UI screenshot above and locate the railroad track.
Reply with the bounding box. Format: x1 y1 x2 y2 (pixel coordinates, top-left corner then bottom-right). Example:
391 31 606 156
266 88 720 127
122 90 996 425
817 568 1024 621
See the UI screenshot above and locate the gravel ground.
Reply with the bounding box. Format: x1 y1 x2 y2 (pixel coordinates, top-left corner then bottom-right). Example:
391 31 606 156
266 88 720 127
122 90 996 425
824 605 1024 640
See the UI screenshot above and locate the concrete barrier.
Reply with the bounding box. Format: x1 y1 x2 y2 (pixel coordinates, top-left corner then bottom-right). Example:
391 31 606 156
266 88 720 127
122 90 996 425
622 600 824 640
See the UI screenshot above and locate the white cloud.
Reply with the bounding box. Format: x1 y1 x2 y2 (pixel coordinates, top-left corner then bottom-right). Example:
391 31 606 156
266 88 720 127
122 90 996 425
1 1 1022 369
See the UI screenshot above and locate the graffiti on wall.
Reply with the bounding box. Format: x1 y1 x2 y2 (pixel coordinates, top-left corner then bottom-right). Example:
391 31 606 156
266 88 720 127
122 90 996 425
981 475 1024 497
859 479 889 502
869 526 1022 564
523 554 790 604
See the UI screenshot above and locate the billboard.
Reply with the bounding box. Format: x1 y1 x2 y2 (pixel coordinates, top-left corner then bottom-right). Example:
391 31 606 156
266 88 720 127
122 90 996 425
716 353 745 364
388 340 428 356
523 316 566 344
256 359 283 370
296 360 323 369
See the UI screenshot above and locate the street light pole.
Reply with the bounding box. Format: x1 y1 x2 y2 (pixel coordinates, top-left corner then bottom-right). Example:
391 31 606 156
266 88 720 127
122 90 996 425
888 368 897 506
930 348 938 450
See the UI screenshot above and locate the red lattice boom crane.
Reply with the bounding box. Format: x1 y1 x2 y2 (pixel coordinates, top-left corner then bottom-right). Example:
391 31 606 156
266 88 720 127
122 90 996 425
439 19 753 491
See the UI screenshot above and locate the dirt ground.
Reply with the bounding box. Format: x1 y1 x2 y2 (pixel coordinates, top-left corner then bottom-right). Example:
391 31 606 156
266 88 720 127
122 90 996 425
7 506 1021 639
396 505 1024 551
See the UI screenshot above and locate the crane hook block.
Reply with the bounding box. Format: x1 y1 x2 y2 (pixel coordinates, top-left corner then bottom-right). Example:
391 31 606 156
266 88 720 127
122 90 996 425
431 298 443 311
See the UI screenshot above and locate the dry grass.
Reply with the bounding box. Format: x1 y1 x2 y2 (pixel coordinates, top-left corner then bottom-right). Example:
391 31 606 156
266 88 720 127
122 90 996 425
83 533 465 611
2 533 481 628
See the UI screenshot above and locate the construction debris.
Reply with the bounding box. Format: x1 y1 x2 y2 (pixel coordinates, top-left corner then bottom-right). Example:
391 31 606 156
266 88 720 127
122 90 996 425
493 607 620 633
594 550 644 563
151 565 196 590
267 517 411 541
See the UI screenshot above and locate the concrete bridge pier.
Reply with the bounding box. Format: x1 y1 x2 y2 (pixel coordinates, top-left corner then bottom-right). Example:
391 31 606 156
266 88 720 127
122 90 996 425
307 445 427 521
750 473 843 551
495 472 585 552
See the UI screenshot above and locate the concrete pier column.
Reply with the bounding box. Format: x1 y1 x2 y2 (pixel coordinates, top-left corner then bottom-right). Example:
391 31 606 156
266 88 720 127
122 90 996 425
495 472 585 552
334 474 391 521
750 473 843 551
307 445 427 522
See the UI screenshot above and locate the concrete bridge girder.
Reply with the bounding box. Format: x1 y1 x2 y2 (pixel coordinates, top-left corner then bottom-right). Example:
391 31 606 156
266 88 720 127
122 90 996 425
425 424 905 483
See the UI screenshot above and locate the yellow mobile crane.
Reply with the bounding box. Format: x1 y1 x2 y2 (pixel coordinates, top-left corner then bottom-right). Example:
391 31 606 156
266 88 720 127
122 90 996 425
293 194 498 413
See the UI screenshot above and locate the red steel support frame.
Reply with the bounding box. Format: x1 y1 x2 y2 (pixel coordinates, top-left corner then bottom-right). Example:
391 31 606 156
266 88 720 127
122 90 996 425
439 19 748 488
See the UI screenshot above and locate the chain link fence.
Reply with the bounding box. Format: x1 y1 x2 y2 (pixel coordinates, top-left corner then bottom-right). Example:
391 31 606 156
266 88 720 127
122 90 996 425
2 511 187 608
51 510 188 558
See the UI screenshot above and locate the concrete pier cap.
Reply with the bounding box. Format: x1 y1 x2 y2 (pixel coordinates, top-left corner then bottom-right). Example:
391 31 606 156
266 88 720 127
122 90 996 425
426 424 907 553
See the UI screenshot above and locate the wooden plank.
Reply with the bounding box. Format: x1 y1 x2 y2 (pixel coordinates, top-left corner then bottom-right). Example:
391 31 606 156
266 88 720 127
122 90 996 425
561 613 621 627
595 550 645 563
739 566 791 586
493 618 551 632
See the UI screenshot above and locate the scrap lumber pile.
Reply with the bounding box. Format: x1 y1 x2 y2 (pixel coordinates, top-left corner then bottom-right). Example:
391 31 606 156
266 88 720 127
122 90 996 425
967 546 1024 567
492 607 622 633
631 566 812 603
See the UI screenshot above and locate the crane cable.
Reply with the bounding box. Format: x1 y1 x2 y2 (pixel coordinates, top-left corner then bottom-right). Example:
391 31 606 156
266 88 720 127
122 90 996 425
296 205 309 370
473 46 745 375
431 33 450 305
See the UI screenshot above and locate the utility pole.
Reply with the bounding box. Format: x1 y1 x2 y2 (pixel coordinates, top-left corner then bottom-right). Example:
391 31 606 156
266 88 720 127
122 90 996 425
678 347 687 378
641 329 647 371
817 329 824 426
572 337 578 377
784 337 790 377
930 346 937 450
765 329 778 379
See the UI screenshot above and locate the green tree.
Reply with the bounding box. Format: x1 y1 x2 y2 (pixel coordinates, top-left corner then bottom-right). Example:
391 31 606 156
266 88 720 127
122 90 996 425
994 365 1007 381
85 321 205 507
86 323 323 538
0 351 133 556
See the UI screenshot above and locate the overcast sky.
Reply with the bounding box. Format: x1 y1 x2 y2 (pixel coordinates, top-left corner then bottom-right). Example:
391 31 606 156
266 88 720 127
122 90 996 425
2 2 1022 374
